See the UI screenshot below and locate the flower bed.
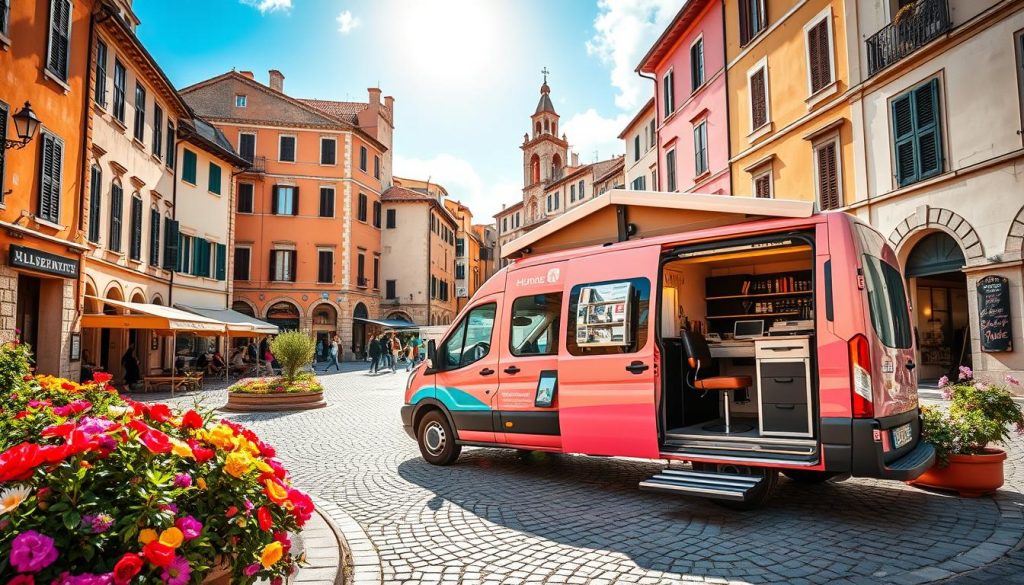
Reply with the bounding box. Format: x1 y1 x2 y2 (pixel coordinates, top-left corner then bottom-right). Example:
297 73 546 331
225 373 326 412
227 373 322 395
0 341 311 584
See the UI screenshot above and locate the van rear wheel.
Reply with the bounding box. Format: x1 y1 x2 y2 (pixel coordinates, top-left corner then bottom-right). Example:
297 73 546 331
417 410 461 466
692 463 778 510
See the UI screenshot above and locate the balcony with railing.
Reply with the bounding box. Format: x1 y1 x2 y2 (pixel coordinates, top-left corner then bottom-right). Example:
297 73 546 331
866 0 951 77
241 155 266 174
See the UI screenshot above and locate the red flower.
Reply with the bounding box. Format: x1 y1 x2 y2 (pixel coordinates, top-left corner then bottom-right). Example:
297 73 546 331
187 440 215 463
113 552 144 584
41 423 75 439
225 506 239 518
180 409 203 429
138 429 172 454
92 372 113 383
0 443 68 482
288 488 314 526
60 381 77 391
142 541 175 567
146 404 172 423
257 506 273 532
257 441 277 458
7 575 35 585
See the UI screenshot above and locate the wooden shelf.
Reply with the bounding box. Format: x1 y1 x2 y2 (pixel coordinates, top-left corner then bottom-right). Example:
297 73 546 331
706 291 813 301
706 312 800 320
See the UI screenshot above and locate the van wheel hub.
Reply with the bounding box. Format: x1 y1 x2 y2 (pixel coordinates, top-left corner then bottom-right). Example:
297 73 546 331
423 421 446 455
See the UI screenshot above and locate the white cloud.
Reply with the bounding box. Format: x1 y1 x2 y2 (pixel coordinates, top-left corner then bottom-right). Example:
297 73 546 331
562 108 629 164
394 154 518 221
240 0 291 14
336 10 361 34
586 0 682 110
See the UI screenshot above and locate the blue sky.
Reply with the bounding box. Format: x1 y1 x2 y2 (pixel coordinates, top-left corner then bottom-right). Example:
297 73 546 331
135 0 682 220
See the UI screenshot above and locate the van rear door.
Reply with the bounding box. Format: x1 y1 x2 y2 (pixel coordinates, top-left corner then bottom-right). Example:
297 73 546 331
853 223 918 418
558 245 660 459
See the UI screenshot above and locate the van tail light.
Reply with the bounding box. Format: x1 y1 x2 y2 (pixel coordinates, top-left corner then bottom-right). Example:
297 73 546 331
849 334 874 418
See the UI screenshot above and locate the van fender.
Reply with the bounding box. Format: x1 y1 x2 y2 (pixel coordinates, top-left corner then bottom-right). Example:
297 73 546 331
407 397 458 436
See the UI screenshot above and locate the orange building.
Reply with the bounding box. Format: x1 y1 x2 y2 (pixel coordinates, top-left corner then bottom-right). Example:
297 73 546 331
0 0 97 378
181 70 393 359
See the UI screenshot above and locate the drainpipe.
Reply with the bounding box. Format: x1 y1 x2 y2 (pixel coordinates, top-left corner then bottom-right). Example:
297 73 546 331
426 207 432 326
638 70 658 190
719 0 733 194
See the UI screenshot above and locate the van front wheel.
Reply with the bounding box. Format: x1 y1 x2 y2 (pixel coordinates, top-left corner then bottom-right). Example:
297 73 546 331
417 410 462 466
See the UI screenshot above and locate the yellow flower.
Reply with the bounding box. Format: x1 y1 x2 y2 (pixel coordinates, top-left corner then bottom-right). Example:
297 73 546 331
253 459 273 474
170 439 194 459
236 517 247 528
205 425 236 450
196 477 208 490
264 479 289 505
159 527 184 549
138 528 158 545
223 451 252 478
0 486 31 516
260 541 283 568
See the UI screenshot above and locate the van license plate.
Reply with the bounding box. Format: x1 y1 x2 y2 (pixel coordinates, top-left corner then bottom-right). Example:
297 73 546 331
892 424 913 449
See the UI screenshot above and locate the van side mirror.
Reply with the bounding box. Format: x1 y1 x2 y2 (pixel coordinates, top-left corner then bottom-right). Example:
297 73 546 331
426 339 437 372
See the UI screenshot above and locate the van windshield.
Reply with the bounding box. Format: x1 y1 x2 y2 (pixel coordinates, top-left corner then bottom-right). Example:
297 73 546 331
862 255 912 349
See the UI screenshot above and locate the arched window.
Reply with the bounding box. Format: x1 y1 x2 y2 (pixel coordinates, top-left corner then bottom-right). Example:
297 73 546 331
232 301 255 316
265 301 301 331
535 121 541 136
530 154 540 184
543 118 549 133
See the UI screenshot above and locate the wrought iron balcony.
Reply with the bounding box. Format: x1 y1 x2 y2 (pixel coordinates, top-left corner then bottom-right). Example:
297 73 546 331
866 0 950 77
241 155 266 174
357 276 369 288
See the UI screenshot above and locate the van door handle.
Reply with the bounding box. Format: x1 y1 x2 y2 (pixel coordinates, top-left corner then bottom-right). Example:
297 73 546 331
625 361 649 374
504 366 520 375
479 368 495 376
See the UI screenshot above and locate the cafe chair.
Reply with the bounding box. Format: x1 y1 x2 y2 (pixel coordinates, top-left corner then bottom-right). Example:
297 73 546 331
681 330 753 434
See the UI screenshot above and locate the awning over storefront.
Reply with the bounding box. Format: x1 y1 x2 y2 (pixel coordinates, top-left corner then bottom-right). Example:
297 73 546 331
82 297 226 333
354 317 419 330
175 304 279 336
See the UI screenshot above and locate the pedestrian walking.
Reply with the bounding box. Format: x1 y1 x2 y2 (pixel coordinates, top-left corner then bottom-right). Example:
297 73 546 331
315 339 324 365
389 334 401 373
368 335 382 374
405 342 416 372
380 333 394 371
323 335 341 372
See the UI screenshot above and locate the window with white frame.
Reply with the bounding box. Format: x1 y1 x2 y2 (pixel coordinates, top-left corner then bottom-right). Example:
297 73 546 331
693 120 708 176
804 8 834 96
752 168 773 198
238 133 256 162
320 137 337 165
634 134 641 162
234 246 251 280
662 68 675 119
665 148 677 192
690 36 704 91
271 249 296 282
739 0 767 46
278 135 296 162
235 95 247 108
748 58 770 133
813 136 842 210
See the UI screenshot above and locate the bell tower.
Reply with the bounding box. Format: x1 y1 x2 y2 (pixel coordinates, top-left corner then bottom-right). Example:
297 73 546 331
521 69 570 222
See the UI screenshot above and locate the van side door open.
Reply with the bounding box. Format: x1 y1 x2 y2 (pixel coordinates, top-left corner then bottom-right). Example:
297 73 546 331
558 245 661 459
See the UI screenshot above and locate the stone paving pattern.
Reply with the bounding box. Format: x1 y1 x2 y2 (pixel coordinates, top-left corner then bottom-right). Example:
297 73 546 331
135 364 1024 585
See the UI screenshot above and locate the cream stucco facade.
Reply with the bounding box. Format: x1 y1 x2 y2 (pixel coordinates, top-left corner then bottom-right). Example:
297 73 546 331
620 98 658 191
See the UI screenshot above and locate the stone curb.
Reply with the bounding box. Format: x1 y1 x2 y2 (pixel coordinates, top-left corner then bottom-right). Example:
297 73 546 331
312 497 383 585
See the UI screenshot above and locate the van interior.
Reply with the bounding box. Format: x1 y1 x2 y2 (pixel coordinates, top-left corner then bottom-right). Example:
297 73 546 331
658 235 819 464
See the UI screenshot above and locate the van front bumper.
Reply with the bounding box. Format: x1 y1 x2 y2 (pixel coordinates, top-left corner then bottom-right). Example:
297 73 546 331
400 404 415 439
823 409 936 481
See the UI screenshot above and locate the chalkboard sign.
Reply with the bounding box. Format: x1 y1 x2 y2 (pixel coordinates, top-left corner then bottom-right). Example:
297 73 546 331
977 276 1013 353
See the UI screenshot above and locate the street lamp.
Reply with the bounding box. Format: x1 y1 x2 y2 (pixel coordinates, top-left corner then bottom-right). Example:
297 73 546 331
4 101 42 150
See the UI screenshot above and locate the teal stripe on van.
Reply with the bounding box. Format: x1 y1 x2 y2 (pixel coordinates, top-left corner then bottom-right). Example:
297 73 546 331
410 386 491 411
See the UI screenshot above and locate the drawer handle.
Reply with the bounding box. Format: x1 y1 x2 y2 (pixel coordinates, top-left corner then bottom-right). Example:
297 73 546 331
765 346 802 351
775 404 796 410
771 377 795 383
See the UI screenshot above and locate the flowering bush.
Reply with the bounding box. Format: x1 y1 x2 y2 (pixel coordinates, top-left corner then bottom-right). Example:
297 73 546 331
0 341 312 584
922 366 1024 464
227 373 322 395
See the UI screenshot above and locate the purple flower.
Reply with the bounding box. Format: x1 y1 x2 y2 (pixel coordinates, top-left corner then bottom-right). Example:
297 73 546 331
97 435 117 451
81 513 114 534
243 498 254 512
9 530 59 573
161 556 191 585
53 572 114 585
1007 374 1021 386
173 473 193 489
244 563 261 577
174 515 203 540
958 365 973 381
975 382 989 391
937 375 949 388
78 417 116 434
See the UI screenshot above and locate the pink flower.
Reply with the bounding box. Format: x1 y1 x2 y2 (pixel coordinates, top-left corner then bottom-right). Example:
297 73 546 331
941 387 953 400
7 575 35 585
9 530 58 573
958 365 973 381
1007 374 1021 386
52 572 113 585
81 513 114 534
174 515 203 540
160 556 191 585
974 382 988 391
244 564 261 577
937 375 949 388
172 474 192 489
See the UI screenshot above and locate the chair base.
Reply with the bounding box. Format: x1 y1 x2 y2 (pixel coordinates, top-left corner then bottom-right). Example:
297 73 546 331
702 421 754 434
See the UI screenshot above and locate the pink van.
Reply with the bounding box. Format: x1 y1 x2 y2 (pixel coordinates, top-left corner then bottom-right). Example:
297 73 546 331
401 194 934 508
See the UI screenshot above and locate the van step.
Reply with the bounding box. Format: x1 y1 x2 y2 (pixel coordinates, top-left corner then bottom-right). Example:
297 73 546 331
639 468 765 501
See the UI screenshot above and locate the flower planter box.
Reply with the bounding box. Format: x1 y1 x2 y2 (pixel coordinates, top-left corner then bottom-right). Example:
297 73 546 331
225 390 326 412
910 448 1007 497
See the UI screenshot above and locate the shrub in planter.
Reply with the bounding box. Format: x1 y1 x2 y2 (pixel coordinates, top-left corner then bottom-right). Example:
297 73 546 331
227 373 323 395
269 333 316 382
915 367 1024 496
0 341 313 584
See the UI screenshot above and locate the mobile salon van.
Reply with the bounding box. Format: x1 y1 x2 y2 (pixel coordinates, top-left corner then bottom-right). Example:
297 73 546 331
401 191 935 508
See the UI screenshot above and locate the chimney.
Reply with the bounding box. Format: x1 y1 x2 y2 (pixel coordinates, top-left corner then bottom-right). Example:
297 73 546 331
367 87 382 107
239 70 254 79
268 69 284 93
571 152 579 167
384 95 394 113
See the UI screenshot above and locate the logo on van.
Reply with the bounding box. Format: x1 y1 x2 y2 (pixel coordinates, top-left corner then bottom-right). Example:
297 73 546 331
546 268 560 283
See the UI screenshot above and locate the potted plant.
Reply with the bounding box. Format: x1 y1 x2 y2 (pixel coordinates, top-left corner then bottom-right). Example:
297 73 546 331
913 366 1024 497
227 333 325 412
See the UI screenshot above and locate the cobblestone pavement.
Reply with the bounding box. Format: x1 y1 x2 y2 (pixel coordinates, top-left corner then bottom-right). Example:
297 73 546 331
134 365 1024 585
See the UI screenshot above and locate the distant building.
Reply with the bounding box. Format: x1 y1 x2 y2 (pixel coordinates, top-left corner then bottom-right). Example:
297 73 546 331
181 70 393 360
473 223 498 283
618 97 657 191
443 199 484 312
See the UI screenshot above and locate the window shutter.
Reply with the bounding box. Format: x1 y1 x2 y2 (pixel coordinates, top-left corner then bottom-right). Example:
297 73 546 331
271 185 279 214
739 1 751 44
289 250 297 282
755 174 771 198
750 69 767 129
208 163 221 194
816 142 840 211
162 218 178 270
291 186 299 216
48 0 71 80
109 184 122 252
150 208 160 265
808 20 831 94
215 243 227 281
0 104 6 200
88 166 102 242
914 79 942 180
130 196 142 260
269 251 277 282
891 93 917 186
38 134 62 224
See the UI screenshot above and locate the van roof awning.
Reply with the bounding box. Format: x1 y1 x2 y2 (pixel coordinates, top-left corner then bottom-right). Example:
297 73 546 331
502 190 815 259
82 297 227 333
175 304 279 336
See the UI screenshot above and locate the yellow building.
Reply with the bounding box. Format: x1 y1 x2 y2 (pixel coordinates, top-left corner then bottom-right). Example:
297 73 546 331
443 199 483 312
725 0 852 209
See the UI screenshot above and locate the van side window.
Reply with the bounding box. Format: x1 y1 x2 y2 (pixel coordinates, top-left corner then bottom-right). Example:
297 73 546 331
440 303 497 369
567 278 650 356
510 293 563 356
862 255 912 349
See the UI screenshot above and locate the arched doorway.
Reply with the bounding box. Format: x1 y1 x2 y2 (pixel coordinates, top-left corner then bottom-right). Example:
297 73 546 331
352 302 368 359
101 286 125 382
265 301 301 332
311 303 338 362
905 231 969 383
232 301 255 317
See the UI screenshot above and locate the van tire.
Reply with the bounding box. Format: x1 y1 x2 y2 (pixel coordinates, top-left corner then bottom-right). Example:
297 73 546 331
783 470 834 484
692 463 778 510
417 410 461 466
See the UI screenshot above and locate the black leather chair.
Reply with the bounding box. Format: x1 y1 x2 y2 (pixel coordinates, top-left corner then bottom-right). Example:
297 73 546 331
681 330 752 434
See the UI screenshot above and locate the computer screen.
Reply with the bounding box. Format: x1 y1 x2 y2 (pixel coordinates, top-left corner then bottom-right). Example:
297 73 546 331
734 320 764 339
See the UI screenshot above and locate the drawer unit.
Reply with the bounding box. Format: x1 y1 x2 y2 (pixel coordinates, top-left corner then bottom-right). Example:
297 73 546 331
756 358 813 437
755 337 810 360
761 403 810 435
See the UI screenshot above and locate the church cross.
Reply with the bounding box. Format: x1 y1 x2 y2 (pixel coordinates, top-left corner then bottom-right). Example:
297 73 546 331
541 67 550 83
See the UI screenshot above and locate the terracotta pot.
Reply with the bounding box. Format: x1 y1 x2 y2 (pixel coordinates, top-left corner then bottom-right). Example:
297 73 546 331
225 390 326 412
910 448 1007 497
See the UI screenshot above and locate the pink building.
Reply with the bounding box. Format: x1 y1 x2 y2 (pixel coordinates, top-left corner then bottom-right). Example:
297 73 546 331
637 0 731 195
